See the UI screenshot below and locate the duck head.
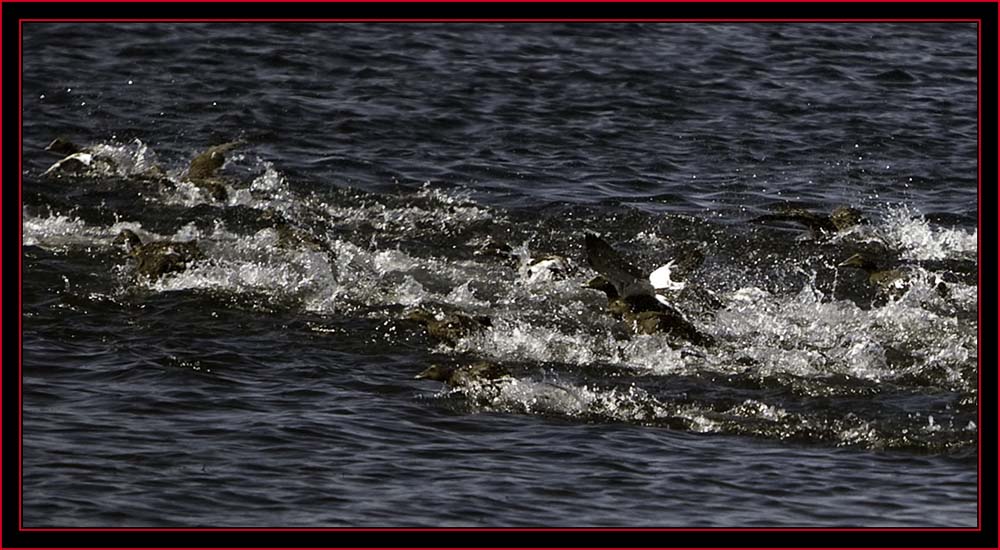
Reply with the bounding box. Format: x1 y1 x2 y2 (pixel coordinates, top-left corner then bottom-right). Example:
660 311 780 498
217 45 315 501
45 137 82 156
415 364 455 382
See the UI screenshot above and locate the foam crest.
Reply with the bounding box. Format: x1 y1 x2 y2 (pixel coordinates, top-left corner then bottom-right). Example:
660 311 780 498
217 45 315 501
160 180 227 207
445 281 491 309
140 223 335 299
23 210 98 248
454 320 617 365
714 276 975 390
877 204 977 261
462 376 674 424
715 285 898 380
322 185 495 237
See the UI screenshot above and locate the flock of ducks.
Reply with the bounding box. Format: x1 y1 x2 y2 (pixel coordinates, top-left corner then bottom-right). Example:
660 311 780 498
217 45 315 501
40 137 946 390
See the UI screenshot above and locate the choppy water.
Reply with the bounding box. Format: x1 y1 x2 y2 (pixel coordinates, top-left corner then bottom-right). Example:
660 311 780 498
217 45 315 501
21 22 978 527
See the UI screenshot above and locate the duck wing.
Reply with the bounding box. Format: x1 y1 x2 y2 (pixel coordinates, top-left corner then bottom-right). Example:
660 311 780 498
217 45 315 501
584 233 655 301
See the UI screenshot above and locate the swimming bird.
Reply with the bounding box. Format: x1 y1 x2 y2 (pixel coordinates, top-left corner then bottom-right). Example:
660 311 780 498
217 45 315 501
406 308 492 346
414 361 510 388
42 137 118 176
752 205 866 238
583 233 713 345
113 229 205 280
183 140 246 202
838 252 948 300
43 137 243 201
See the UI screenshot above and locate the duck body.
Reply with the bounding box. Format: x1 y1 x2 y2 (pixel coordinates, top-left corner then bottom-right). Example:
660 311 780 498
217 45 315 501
114 229 205 280
752 205 865 238
43 137 244 202
415 361 509 388
185 141 245 181
838 252 948 300
406 308 492 345
183 141 246 202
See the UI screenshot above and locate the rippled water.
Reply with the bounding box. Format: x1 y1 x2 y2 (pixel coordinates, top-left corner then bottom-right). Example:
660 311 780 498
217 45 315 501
21 22 978 527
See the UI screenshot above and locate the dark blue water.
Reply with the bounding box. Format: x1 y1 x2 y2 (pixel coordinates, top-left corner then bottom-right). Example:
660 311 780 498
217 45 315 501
21 23 978 527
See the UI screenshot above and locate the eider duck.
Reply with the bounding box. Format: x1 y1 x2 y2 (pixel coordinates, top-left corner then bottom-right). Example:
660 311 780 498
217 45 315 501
838 252 948 299
43 137 243 202
583 233 713 345
415 361 509 388
113 229 205 280
590 276 713 344
183 140 246 202
42 137 118 176
752 205 866 238
406 308 492 346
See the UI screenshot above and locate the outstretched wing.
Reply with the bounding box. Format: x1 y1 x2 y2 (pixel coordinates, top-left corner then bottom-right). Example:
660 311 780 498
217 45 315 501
584 233 658 303
584 233 643 292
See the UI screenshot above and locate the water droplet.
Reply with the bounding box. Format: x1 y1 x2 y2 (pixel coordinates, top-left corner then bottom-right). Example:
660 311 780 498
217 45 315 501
66 87 72 92
127 80 133 85
39 94 45 100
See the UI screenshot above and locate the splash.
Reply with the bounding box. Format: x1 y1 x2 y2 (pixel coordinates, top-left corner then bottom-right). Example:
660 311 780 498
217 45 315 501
877 204 977 261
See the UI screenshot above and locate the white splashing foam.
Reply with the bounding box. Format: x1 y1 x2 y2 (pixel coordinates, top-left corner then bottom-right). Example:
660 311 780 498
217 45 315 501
459 376 676 424
448 317 692 375
454 321 606 365
446 281 490 309
159 180 226 207
50 139 161 178
877 204 977 261
141 223 336 299
714 279 975 387
23 211 97 247
321 184 495 236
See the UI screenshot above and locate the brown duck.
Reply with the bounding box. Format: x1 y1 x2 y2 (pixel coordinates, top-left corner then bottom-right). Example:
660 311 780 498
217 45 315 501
406 308 492 346
114 229 205 280
583 233 713 346
838 253 948 299
415 361 509 388
43 137 244 201
752 205 866 237
183 140 246 201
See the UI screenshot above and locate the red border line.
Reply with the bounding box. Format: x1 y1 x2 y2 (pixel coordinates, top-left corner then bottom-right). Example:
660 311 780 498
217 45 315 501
3 0 998 3
17 18 984 22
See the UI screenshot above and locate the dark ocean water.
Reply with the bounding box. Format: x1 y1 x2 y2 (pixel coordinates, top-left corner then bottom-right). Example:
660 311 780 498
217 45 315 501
21 23 978 527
